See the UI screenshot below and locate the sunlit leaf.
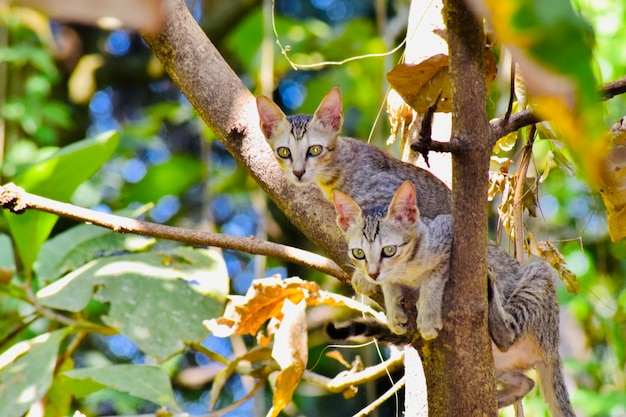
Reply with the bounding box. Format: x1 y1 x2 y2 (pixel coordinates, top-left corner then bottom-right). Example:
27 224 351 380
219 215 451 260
37 247 228 359
598 133 626 242
386 55 451 113
268 300 307 417
526 234 579 294
34 206 154 285
0 330 67 417
204 276 370 338
2 131 119 274
64 365 179 409
474 0 608 183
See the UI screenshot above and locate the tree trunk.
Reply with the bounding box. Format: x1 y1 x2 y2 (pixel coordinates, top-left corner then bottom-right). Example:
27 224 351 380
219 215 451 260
414 0 497 416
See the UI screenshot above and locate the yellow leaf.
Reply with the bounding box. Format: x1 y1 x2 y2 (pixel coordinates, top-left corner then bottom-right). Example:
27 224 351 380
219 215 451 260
267 300 307 417
387 55 451 113
599 133 626 242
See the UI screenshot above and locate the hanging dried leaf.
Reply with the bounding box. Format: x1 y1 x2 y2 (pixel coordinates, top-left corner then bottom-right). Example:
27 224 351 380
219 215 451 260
386 48 496 115
598 131 626 242
493 132 518 153
526 234 579 294
204 276 372 339
387 55 452 114
267 300 308 417
325 350 352 369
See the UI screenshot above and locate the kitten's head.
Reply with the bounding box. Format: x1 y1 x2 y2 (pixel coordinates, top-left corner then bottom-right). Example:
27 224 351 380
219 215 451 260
256 87 344 185
333 181 420 283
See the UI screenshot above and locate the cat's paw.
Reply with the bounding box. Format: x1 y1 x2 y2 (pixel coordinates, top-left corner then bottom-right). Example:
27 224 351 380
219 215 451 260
417 310 442 340
351 274 378 296
387 305 409 335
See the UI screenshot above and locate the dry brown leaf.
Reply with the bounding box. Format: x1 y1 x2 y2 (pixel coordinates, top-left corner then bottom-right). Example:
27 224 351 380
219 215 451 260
387 49 496 115
325 350 351 369
386 55 452 114
205 277 323 337
526 234 579 294
267 300 308 417
599 131 626 242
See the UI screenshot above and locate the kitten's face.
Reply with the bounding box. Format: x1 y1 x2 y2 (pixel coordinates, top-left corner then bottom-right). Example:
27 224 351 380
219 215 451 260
256 88 343 186
333 181 419 284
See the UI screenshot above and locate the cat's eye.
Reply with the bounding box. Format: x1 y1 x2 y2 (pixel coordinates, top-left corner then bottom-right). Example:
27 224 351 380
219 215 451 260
277 147 291 159
382 246 397 258
307 145 323 157
351 248 365 260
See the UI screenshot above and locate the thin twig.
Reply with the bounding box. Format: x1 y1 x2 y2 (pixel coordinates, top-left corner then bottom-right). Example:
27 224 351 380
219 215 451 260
327 351 405 392
490 75 626 142
352 375 406 417
203 377 266 417
0 183 349 281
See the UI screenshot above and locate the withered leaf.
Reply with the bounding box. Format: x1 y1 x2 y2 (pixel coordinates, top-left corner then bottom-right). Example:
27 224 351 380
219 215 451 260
267 300 307 417
204 277 356 338
599 132 626 242
386 55 451 114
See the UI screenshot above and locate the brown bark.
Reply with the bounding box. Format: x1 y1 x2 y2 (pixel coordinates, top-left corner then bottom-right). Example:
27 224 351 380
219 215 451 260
416 0 497 415
140 0 351 282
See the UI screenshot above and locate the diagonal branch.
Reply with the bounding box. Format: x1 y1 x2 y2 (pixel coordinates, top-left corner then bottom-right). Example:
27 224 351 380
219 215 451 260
0 183 349 281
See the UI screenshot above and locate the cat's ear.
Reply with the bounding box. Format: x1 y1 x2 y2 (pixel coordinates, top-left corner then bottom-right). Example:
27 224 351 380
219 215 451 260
333 190 362 233
387 181 419 226
257 95 288 139
311 87 343 135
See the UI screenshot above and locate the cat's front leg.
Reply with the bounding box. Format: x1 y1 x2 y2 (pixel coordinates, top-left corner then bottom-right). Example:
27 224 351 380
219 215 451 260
381 281 408 334
416 262 448 340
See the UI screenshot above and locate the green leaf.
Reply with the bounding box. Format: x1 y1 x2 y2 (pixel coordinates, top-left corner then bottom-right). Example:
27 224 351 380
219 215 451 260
485 0 607 182
0 330 67 417
124 153 204 203
38 247 229 359
63 365 179 410
34 207 155 285
3 131 120 274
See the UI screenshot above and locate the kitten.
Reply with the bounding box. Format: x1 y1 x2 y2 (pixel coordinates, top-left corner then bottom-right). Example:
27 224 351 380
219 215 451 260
328 181 575 416
333 181 451 339
256 88 451 220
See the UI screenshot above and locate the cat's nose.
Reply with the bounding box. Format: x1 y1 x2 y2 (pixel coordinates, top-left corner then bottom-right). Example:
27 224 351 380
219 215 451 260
293 170 305 179
368 272 379 280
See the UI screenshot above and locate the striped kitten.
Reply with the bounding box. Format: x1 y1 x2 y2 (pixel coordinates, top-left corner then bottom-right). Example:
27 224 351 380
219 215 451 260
256 88 451 220
329 181 575 416
333 181 451 339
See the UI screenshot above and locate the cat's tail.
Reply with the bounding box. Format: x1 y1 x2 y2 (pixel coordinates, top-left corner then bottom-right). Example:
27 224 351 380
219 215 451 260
536 354 576 417
326 317 411 345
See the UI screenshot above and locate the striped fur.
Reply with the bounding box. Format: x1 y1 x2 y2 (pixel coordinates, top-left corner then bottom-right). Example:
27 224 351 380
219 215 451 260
256 88 451 220
328 241 576 416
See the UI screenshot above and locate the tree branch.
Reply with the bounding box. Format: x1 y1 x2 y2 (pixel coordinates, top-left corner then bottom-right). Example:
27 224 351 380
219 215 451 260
0 183 349 281
490 75 626 141
139 0 351 277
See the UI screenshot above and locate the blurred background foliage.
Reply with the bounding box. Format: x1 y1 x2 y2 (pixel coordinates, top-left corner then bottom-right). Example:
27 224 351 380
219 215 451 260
0 0 625 416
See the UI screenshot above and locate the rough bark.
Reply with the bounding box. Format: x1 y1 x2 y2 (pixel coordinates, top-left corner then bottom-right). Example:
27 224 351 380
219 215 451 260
416 0 497 415
141 0 351 282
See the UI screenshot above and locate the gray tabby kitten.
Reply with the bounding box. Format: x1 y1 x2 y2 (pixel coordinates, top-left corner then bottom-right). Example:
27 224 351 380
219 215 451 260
256 87 451 219
333 180 451 339
328 182 575 416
